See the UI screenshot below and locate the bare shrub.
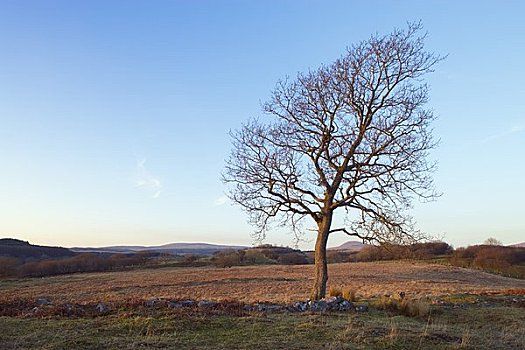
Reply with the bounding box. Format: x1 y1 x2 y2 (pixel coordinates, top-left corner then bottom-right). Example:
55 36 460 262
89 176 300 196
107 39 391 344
14 252 149 278
328 285 342 297
449 245 525 278
356 246 384 262
411 242 453 259
212 250 242 268
342 288 357 302
183 255 200 264
242 250 276 265
0 257 19 277
401 298 431 318
375 296 431 318
357 241 453 261
327 251 353 263
277 252 309 265
483 237 502 246
473 248 512 270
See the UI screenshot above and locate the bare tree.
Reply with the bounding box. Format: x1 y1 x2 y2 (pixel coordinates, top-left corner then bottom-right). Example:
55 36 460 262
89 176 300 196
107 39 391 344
224 23 443 299
483 237 502 246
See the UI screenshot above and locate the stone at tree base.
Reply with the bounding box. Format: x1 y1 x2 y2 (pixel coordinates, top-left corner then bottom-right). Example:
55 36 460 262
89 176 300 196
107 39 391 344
338 300 354 311
292 301 308 312
309 300 328 312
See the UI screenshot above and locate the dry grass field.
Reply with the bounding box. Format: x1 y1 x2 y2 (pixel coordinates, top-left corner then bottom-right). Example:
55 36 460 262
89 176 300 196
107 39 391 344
1 261 525 349
1 261 524 305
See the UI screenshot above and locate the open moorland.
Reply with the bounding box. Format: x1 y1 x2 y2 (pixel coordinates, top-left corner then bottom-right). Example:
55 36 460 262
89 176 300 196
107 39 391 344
1 261 525 304
1 261 525 349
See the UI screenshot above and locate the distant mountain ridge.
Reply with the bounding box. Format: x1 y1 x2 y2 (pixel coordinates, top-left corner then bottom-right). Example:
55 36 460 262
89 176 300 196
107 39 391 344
509 242 525 248
71 242 248 255
0 238 249 257
328 241 368 251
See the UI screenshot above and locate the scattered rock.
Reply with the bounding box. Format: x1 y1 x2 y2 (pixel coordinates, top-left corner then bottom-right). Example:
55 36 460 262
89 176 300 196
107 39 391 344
145 298 167 308
309 300 328 312
323 296 355 311
63 304 76 314
167 299 196 309
62 303 85 316
323 296 342 304
145 299 158 307
36 298 51 306
179 300 195 307
95 303 109 313
197 300 217 308
355 304 368 312
338 300 354 311
140 297 368 315
292 301 308 312
168 301 183 309
255 303 284 312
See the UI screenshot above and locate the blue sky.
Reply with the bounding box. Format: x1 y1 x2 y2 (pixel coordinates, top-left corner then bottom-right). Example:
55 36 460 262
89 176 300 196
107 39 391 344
0 1 524 249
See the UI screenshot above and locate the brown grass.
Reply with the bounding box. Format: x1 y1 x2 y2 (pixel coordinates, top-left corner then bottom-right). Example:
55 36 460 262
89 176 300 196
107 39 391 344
1 261 524 305
342 287 357 301
328 285 343 297
374 296 431 317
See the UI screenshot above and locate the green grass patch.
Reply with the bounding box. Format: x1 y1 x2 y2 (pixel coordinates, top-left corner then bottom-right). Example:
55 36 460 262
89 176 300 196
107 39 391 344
1 304 524 350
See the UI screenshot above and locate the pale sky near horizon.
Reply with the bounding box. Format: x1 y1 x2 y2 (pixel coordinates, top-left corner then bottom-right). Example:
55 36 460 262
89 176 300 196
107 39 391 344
1 1 524 250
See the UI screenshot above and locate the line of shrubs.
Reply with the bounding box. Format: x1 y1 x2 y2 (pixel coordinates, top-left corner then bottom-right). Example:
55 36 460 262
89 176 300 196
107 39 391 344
355 242 453 261
1 242 523 280
210 242 525 279
212 245 310 268
0 253 150 278
449 245 525 279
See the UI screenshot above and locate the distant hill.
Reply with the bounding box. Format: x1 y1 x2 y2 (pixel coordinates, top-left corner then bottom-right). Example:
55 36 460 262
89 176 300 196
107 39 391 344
328 241 368 252
71 242 248 255
0 238 75 261
0 238 31 246
509 242 525 248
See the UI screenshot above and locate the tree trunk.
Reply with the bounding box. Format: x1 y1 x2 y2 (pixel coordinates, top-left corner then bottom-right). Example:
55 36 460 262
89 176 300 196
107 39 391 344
311 212 332 300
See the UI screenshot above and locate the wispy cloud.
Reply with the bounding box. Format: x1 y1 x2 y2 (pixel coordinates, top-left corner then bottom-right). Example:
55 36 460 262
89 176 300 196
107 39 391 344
135 158 162 198
213 195 229 207
510 122 525 133
482 120 525 143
